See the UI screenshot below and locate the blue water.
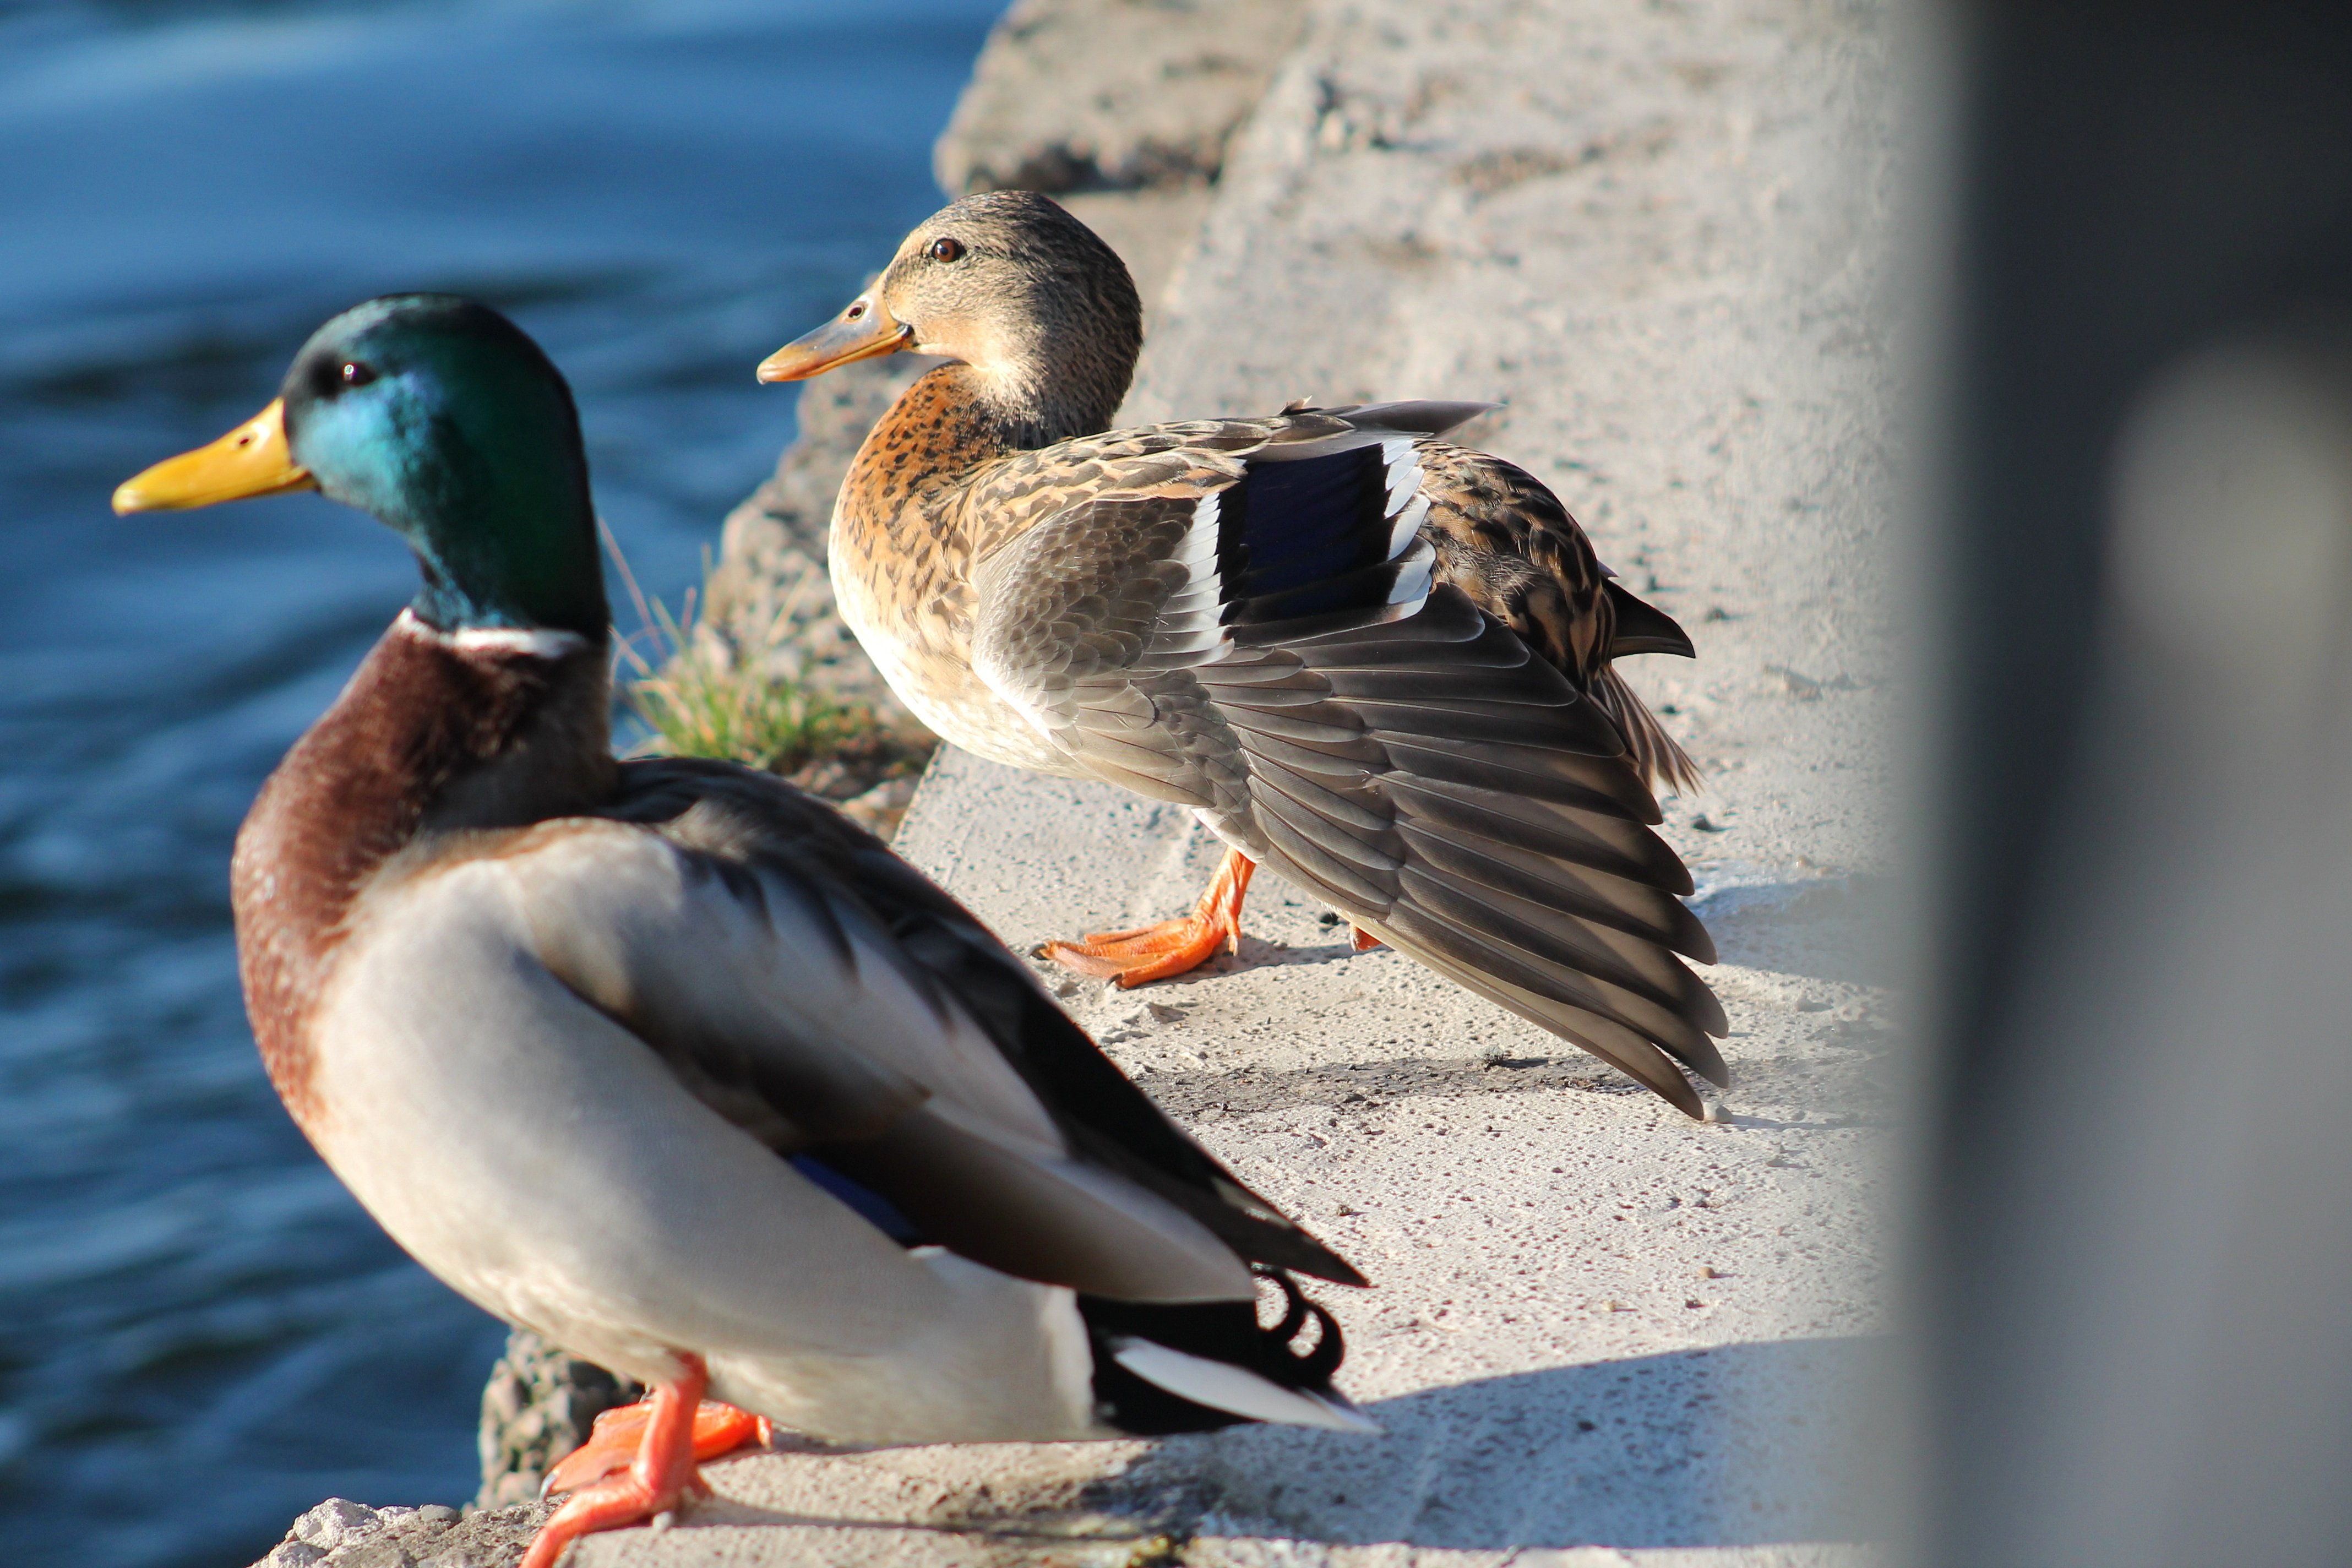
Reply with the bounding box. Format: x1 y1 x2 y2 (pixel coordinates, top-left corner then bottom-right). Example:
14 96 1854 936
0 3 996 1562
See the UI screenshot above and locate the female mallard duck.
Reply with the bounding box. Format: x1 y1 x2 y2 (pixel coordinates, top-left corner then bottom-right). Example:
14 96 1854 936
758 192 1724 1117
113 296 1370 1568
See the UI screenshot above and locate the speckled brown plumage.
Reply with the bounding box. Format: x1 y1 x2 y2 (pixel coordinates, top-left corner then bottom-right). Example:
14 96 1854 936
813 192 1696 797
778 192 1723 1113
1406 439 1700 794
830 364 1346 774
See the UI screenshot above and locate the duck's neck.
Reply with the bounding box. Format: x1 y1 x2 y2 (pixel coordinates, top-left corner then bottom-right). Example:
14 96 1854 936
231 612 615 1121
839 360 1113 552
954 323 1134 451
908 354 1126 462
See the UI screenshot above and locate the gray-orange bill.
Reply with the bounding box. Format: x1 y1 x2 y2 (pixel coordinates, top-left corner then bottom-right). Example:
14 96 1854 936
756 295 912 383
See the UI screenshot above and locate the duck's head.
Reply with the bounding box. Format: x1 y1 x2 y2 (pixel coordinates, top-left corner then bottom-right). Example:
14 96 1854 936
115 295 607 640
758 190 1142 445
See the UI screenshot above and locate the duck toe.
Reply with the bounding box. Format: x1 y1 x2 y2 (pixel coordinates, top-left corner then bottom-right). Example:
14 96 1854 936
542 1397 766 1498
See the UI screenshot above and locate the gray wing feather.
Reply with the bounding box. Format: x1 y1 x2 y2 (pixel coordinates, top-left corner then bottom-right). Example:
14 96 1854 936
501 805 1254 1302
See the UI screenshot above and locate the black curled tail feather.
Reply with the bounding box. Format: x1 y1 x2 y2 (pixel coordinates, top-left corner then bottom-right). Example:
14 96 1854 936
1080 1270 1352 1436
1257 1266 1345 1385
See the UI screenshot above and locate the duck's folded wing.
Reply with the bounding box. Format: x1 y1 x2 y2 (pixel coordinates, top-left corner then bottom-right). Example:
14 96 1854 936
502 767 1358 1300
970 487 1251 814
969 427 1725 1116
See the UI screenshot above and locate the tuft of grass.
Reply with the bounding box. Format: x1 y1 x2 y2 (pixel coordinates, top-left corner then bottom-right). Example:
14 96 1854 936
604 526 876 775
1121 1533 1189 1568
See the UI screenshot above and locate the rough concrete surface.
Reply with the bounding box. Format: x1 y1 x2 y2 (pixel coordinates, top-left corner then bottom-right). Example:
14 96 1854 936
935 0 1313 195
292 0 1902 1562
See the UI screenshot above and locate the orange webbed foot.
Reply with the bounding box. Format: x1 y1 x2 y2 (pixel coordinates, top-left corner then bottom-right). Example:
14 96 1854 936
1349 924 1384 952
524 1357 766 1568
1039 851 1255 987
1042 913 1237 986
542 1395 767 1498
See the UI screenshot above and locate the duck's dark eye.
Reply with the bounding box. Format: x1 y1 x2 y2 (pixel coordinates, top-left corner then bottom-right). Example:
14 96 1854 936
927 236 964 264
845 301 866 320
340 361 376 387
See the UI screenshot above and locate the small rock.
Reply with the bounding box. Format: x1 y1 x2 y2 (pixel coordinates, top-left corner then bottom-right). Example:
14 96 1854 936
1145 1001 1185 1024
836 773 923 840
476 1330 641 1509
1698 1265 1724 1279
292 1499 379 1551
338 1540 416 1568
417 1506 461 1527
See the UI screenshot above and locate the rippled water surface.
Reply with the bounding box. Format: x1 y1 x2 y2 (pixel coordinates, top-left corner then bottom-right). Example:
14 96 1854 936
0 3 995 1560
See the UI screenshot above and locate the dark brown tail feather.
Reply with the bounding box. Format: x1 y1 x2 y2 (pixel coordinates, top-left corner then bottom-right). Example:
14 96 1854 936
1592 663 1703 798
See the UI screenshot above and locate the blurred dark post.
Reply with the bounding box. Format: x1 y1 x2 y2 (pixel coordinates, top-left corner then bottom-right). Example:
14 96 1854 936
1924 4 2352 1563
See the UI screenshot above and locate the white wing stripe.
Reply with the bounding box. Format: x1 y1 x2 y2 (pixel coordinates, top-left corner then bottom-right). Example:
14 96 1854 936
1387 492 1432 563
1381 438 1418 520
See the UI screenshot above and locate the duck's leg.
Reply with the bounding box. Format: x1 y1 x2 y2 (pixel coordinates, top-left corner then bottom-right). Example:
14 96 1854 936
1039 850 1255 987
540 1392 769 1498
522 1355 761 1568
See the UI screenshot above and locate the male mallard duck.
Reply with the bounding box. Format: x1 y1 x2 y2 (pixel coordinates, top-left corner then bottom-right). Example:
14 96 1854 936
113 296 1370 1568
758 192 1725 1117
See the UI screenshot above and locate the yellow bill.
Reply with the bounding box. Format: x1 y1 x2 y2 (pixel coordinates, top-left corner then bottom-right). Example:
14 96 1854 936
756 296 912 383
112 399 317 514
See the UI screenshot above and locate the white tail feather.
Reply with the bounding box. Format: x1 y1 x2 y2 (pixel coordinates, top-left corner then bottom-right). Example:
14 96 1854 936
1110 1339 1380 1433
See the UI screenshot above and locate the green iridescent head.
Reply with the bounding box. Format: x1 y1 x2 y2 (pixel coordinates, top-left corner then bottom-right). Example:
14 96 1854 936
115 294 608 640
